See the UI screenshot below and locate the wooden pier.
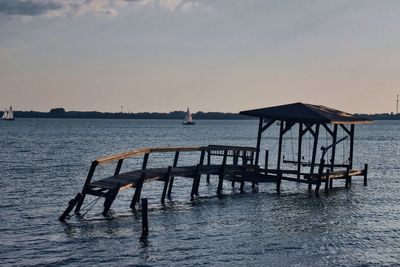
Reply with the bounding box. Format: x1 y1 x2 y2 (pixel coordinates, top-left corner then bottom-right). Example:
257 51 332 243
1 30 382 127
60 103 372 222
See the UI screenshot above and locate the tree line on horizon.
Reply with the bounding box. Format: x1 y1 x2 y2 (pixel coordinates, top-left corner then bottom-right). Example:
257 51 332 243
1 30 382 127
13 108 253 120
10 108 400 120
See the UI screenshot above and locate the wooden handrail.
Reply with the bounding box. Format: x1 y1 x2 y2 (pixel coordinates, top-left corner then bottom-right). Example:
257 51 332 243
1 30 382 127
149 146 203 153
96 148 151 165
95 145 257 166
207 145 257 152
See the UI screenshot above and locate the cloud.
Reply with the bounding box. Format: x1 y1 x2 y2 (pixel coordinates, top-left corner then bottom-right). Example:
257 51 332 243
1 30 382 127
0 0 62 16
0 0 126 18
0 0 201 18
139 0 200 11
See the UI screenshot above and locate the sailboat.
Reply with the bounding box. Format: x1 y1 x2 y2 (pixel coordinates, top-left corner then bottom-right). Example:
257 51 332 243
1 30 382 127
182 107 195 125
2 106 15 120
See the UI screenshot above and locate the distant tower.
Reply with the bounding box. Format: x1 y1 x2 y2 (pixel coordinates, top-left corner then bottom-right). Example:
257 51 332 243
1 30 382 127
121 105 123 113
397 95 399 114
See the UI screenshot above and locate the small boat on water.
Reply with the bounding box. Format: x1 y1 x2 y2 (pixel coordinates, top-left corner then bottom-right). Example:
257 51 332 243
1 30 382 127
183 107 195 125
2 106 15 121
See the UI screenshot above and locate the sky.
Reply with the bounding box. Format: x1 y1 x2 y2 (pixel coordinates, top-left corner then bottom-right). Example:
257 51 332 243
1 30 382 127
0 0 400 113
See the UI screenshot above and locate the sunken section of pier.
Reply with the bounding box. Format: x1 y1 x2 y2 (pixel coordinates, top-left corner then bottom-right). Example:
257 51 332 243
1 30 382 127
60 145 260 221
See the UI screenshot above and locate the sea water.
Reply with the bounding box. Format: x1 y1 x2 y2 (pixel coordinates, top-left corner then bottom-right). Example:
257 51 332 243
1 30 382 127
0 118 399 266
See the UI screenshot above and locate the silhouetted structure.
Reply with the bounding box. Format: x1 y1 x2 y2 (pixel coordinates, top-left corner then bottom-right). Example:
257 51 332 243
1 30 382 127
240 102 372 193
60 102 372 224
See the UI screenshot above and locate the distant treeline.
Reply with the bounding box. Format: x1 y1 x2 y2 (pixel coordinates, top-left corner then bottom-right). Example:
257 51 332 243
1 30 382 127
355 113 400 120
11 108 400 120
14 108 253 120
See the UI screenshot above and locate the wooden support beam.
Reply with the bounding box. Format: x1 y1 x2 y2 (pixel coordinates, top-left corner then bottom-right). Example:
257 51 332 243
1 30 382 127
75 161 98 213
315 159 325 196
59 193 83 222
322 123 334 137
340 124 351 135
161 166 172 204
302 123 316 137
276 171 282 194
330 124 338 171
297 123 302 180
217 150 228 196
364 163 368 186
261 119 276 133
282 121 295 135
325 169 330 192
167 151 180 197
193 150 206 196
345 166 350 188
206 150 211 184
191 164 201 199
277 120 284 171
240 178 245 192
131 172 146 209
141 198 149 236
103 183 121 216
114 159 123 176
130 153 149 209
310 124 320 175
265 150 269 171
255 118 263 166
349 124 355 169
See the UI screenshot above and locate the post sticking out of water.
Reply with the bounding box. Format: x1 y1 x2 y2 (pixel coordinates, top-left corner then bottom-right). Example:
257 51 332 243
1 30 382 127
141 198 149 236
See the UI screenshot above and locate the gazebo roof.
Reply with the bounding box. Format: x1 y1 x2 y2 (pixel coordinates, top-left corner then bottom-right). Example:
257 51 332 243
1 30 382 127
239 102 372 124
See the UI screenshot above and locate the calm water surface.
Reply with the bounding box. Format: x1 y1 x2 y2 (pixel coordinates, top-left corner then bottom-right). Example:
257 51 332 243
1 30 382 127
0 119 399 266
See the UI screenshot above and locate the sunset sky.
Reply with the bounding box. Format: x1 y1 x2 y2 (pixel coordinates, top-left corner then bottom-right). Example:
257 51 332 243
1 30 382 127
1 0 399 113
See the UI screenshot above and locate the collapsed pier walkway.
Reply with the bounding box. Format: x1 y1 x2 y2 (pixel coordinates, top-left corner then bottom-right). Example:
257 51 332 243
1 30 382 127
60 144 367 222
60 102 372 222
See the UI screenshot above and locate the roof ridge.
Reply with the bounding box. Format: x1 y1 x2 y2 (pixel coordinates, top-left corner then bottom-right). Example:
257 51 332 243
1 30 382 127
300 103 330 122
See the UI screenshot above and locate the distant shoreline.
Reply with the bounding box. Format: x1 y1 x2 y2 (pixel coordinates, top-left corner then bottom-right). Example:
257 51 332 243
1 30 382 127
10 108 400 120
13 108 253 120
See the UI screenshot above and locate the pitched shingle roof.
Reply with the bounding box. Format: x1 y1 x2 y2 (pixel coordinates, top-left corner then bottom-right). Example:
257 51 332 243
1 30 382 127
239 102 372 124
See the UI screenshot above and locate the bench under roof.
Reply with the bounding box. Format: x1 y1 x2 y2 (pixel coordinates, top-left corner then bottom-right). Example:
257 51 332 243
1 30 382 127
239 102 372 124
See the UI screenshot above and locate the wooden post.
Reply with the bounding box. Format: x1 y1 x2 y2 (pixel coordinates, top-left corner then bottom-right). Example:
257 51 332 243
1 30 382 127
206 150 211 183
364 163 368 186
277 120 284 171
59 193 83 221
315 159 325 196
330 124 338 171
264 150 269 171
191 164 201 199
325 169 330 192
103 183 121 216
345 166 350 188
255 118 263 166
167 151 180 197
240 178 245 192
130 153 149 209
297 123 302 180
141 198 149 236
276 171 282 194
349 124 355 169
191 150 205 198
217 150 228 196
161 166 172 204
114 159 123 175
310 124 320 175
75 161 98 213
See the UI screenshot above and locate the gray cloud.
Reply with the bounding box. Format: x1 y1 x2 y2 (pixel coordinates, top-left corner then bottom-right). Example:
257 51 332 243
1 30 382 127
0 0 62 16
0 0 201 18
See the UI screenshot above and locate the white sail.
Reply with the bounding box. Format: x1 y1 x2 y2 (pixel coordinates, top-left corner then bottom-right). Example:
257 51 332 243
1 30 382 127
2 109 7 119
8 106 13 119
184 107 192 123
